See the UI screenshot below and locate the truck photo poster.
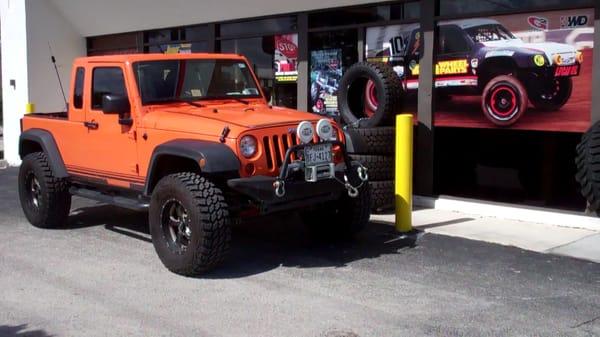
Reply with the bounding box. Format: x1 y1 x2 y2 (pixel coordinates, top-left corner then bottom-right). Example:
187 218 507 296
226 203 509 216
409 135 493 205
310 49 343 116
274 34 298 83
365 8 594 132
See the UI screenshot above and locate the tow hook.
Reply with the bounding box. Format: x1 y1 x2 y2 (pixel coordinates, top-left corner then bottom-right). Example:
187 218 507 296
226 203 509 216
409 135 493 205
274 179 286 198
357 165 368 182
344 175 359 198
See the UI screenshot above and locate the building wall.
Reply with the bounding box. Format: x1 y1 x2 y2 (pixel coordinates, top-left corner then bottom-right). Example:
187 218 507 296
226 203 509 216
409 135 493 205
0 0 29 164
49 0 388 37
0 0 85 165
25 0 85 113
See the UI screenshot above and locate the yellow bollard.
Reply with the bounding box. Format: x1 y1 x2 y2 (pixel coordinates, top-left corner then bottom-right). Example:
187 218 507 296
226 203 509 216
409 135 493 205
25 103 35 114
395 114 413 233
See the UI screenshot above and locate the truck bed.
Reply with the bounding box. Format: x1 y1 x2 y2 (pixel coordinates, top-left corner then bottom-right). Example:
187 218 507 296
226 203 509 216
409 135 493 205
26 112 68 119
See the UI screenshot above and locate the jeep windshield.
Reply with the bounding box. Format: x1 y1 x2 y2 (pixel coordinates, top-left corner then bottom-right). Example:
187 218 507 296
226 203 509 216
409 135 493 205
133 59 262 105
465 24 516 43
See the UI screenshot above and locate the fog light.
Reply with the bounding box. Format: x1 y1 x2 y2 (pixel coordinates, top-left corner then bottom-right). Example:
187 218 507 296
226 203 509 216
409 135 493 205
297 121 314 144
316 119 334 141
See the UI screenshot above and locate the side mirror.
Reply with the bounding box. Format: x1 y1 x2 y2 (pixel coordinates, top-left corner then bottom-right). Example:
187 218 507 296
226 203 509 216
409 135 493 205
102 94 133 126
102 94 130 114
262 87 272 103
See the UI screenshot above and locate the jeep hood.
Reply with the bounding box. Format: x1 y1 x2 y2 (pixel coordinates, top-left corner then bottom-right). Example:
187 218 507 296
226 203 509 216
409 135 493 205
482 39 577 62
144 104 323 137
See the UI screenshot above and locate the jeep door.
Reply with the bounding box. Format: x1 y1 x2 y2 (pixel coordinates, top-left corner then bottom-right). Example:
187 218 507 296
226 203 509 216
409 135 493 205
80 64 141 187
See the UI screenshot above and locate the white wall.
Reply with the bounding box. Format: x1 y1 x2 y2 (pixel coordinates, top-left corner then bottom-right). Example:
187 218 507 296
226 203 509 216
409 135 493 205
50 0 388 37
0 0 85 165
0 0 29 165
25 0 85 113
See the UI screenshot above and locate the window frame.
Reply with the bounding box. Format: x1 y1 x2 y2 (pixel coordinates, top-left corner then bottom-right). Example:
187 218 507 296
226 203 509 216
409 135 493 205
90 66 128 111
73 67 85 110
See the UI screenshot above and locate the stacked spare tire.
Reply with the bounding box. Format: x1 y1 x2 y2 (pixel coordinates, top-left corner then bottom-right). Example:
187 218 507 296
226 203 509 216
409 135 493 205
338 62 404 212
576 121 600 214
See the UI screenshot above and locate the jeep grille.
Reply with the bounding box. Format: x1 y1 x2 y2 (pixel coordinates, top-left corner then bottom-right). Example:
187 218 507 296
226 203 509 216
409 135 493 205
263 134 298 171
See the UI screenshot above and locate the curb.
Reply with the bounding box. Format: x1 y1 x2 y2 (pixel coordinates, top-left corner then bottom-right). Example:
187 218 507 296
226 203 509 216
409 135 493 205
414 195 600 232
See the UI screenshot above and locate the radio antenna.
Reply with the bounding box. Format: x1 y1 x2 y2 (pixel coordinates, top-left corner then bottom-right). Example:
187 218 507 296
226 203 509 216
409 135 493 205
48 42 68 111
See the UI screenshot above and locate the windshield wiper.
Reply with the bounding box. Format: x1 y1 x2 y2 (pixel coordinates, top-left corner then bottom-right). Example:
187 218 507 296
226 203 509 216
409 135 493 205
225 97 250 105
145 97 205 108
176 98 205 108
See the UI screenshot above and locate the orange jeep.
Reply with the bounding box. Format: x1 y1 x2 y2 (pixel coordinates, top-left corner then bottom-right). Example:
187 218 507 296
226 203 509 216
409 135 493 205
18 53 370 276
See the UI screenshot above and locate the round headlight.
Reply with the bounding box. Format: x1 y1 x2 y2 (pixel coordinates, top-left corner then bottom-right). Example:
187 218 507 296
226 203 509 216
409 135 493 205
240 135 257 158
316 119 334 141
297 121 314 144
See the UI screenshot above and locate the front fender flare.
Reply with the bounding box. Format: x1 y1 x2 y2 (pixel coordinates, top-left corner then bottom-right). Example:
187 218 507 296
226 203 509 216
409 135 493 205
144 139 240 195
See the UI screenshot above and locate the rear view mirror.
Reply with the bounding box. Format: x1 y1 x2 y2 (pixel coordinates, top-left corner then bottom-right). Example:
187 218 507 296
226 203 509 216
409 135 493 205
102 94 130 115
262 87 272 103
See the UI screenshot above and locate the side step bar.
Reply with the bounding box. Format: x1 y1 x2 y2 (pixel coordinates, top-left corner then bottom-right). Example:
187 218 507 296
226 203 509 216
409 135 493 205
70 187 149 212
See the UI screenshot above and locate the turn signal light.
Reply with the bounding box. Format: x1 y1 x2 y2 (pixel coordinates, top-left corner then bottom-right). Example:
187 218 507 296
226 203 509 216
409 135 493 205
576 51 584 64
553 54 563 65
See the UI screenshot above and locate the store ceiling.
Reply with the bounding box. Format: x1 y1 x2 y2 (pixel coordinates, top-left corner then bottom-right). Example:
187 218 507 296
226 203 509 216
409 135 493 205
49 0 389 37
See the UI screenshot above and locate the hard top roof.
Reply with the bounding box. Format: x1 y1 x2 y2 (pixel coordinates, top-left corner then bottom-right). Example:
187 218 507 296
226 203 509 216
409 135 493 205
76 53 248 64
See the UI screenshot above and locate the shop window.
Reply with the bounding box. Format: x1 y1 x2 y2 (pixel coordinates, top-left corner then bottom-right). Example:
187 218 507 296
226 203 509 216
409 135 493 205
146 41 209 54
309 6 387 28
390 2 421 20
440 0 595 16
145 29 179 44
219 17 297 38
87 33 138 55
309 30 358 117
182 25 210 41
402 2 421 20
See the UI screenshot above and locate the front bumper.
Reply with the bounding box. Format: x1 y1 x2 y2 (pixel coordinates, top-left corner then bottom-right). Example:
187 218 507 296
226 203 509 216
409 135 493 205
227 167 349 214
227 140 366 214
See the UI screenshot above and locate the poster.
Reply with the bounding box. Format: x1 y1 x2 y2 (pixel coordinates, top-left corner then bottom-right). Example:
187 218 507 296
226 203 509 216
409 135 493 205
310 49 342 116
365 8 594 132
274 34 298 83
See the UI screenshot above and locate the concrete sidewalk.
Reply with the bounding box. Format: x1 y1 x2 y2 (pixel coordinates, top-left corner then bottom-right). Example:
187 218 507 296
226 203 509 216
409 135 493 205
372 208 600 263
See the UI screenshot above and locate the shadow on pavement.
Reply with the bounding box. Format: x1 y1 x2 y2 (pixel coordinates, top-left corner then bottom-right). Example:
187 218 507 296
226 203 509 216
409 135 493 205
62 204 420 279
0 324 53 337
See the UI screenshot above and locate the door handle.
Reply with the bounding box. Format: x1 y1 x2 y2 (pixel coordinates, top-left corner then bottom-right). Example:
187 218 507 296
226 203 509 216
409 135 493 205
84 121 99 129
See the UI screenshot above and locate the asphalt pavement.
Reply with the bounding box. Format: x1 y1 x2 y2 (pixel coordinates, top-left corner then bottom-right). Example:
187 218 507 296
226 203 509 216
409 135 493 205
0 167 599 337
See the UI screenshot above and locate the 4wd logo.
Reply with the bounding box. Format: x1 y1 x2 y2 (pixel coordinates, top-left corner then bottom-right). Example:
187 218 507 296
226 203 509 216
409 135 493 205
411 59 469 76
560 15 589 28
528 16 548 30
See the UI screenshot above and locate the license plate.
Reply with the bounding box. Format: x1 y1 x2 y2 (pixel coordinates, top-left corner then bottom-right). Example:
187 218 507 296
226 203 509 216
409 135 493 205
304 143 332 166
554 65 579 77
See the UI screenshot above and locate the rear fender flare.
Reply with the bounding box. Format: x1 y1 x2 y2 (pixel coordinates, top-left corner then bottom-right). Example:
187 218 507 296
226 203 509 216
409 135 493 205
19 129 68 178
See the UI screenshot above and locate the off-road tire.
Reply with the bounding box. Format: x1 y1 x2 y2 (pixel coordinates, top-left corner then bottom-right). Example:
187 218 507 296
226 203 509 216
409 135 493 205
18 152 71 228
149 173 230 276
481 75 528 127
370 180 394 212
301 176 371 240
351 155 393 181
530 77 573 111
338 62 403 128
349 127 395 155
576 121 600 213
